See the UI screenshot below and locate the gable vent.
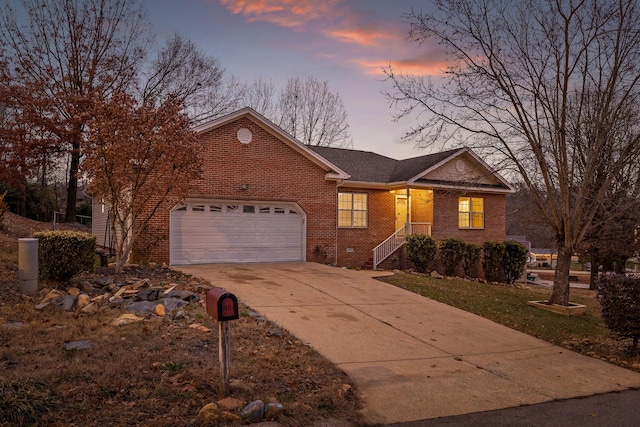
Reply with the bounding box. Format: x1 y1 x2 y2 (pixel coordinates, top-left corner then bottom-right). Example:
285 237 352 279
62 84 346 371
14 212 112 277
237 128 252 144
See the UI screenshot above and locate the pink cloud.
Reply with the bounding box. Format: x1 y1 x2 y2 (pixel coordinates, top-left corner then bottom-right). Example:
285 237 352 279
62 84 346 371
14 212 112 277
327 27 399 47
354 55 451 77
216 0 342 30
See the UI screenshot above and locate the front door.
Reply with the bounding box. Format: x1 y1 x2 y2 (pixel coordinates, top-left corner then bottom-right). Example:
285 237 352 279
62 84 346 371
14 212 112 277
395 196 407 232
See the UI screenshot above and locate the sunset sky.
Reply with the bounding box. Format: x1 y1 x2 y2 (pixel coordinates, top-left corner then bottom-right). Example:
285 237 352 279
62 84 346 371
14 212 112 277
150 0 447 159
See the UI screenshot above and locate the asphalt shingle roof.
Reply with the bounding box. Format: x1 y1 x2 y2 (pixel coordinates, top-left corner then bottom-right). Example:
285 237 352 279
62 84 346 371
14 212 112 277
308 146 462 183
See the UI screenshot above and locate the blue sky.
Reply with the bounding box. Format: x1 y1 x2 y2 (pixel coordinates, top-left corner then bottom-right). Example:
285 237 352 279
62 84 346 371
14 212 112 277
149 0 447 159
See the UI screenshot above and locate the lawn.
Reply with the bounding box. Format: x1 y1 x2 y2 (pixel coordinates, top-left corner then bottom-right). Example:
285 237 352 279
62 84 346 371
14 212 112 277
378 272 640 371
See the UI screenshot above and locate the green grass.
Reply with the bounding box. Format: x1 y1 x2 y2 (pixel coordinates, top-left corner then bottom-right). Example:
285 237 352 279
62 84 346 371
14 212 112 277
379 273 610 349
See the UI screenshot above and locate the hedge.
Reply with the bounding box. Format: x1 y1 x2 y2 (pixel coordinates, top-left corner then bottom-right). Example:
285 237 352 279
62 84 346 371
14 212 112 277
34 230 96 281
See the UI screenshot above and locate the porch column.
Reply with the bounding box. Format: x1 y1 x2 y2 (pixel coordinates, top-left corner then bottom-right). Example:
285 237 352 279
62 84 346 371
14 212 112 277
406 187 411 234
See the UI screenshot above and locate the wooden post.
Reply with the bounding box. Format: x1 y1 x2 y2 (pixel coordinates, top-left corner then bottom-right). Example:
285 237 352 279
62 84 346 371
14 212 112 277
219 320 231 395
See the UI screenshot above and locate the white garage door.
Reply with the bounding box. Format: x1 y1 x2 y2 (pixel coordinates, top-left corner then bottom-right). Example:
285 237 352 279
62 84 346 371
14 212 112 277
170 201 305 265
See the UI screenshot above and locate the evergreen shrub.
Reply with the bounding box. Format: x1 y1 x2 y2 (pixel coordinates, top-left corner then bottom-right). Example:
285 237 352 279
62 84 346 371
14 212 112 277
503 240 528 284
34 230 96 280
482 241 505 282
406 234 437 273
439 238 466 276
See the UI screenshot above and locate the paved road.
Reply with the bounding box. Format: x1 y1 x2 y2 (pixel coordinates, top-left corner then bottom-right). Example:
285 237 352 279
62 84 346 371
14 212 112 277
387 389 640 426
176 262 640 425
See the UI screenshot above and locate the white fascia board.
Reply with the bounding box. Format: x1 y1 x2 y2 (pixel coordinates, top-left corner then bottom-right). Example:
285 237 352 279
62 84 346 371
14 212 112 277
193 107 350 181
428 182 515 194
336 179 513 194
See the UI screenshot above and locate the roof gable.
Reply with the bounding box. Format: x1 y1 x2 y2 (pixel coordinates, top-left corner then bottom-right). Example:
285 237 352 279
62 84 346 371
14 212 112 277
309 145 513 193
193 108 349 180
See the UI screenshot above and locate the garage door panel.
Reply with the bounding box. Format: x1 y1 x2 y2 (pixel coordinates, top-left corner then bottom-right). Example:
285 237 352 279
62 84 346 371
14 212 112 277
170 201 304 265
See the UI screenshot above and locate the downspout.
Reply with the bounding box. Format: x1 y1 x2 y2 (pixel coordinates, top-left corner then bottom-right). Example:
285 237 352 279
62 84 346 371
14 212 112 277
335 179 344 266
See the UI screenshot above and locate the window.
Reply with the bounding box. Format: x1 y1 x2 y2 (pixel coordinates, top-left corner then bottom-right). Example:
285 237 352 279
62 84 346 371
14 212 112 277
338 193 368 227
459 197 484 229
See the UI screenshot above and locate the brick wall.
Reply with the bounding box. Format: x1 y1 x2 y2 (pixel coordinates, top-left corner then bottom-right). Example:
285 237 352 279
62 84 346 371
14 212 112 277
432 189 506 244
139 116 338 265
337 187 395 268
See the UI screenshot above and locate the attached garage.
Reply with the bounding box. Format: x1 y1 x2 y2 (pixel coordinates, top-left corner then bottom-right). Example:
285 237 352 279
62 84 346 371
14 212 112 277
170 200 306 265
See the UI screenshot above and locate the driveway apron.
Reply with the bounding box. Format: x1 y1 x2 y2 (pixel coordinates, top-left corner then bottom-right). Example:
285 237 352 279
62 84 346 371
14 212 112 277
176 262 640 425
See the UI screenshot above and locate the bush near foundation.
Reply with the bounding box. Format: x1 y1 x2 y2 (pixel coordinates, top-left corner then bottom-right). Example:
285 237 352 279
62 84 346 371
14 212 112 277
597 275 640 352
482 241 505 282
503 240 528 285
439 238 465 277
33 230 96 280
406 234 437 273
462 243 481 278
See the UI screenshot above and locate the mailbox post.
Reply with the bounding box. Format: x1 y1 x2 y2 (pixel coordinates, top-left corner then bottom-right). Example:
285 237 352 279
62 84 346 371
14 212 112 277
206 288 239 396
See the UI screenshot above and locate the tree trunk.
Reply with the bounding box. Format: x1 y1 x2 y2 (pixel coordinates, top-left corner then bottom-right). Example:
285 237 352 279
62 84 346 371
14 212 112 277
65 141 80 223
549 245 572 306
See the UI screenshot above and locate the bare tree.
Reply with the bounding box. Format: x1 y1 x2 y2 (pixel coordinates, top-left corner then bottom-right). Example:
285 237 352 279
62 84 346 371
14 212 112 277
242 78 278 120
141 34 243 124
276 76 351 148
0 0 151 222
385 0 640 305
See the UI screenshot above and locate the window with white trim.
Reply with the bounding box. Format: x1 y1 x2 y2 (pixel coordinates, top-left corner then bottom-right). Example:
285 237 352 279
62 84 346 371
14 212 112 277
459 197 484 229
338 193 368 227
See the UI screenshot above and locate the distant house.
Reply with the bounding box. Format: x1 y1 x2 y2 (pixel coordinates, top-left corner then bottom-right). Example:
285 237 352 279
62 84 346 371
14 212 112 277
92 108 514 269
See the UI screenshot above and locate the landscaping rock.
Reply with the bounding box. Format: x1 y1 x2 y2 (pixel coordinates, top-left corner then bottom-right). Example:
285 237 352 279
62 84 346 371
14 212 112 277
241 400 265 421
60 294 77 311
126 301 158 315
196 402 219 424
430 271 443 279
217 396 244 411
154 304 166 316
81 302 98 313
221 411 242 422
66 287 81 296
157 298 188 312
77 293 90 308
64 340 95 351
137 287 163 301
95 276 113 287
268 328 284 337
112 313 144 326
165 289 199 302
264 402 284 420
35 301 51 310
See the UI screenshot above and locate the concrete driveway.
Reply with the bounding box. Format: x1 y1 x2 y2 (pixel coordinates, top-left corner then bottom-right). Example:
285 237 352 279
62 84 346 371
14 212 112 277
176 262 640 425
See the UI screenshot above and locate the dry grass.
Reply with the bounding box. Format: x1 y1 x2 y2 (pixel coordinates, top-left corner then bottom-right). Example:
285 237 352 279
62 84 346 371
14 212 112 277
0 212 362 426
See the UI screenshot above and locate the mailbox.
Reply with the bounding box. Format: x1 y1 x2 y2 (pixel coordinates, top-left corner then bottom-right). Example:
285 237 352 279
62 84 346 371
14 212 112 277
206 288 239 321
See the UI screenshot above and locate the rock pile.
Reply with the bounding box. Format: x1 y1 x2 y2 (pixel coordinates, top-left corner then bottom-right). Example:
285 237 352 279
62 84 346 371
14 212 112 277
33 274 200 319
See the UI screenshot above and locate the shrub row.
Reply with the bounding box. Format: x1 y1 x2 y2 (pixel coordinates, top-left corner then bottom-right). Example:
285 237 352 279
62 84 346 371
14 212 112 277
405 235 527 284
33 230 96 281
597 275 640 352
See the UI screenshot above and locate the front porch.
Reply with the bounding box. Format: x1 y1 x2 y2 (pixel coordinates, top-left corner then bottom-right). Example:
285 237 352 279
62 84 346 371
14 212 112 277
372 222 432 270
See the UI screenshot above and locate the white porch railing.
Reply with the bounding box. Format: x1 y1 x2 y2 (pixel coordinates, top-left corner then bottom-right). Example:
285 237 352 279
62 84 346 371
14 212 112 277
372 222 432 270
408 222 432 236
